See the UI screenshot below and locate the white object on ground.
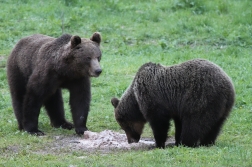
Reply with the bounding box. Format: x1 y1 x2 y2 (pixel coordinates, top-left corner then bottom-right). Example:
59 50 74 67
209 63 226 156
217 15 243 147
78 130 155 149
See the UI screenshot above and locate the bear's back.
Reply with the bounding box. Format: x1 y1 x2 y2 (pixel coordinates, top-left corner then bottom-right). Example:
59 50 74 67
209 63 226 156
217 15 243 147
133 59 234 114
135 59 233 92
8 34 74 78
8 34 55 75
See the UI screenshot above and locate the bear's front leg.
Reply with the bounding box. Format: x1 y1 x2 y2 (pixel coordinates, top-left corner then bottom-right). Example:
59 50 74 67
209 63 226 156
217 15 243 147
173 117 182 146
68 78 91 135
149 119 170 149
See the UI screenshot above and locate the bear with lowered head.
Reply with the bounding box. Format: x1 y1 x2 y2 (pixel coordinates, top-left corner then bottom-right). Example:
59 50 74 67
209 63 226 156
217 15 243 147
111 59 235 148
7 32 102 135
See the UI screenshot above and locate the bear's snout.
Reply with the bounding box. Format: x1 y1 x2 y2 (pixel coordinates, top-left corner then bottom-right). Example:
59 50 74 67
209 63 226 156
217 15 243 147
128 138 140 144
89 59 102 77
126 132 140 144
95 69 102 76
90 68 102 77
89 68 102 77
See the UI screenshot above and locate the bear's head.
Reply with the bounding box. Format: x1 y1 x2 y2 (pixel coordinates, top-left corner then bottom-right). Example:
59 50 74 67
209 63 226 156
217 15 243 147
64 32 102 78
111 97 146 144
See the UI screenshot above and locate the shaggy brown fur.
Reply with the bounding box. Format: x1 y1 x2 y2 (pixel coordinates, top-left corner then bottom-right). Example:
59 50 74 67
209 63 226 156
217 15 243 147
7 32 102 135
111 59 235 148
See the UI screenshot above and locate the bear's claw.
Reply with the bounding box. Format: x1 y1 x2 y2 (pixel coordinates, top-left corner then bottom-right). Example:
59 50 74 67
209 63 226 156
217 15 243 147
27 130 45 136
60 122 74 130
75 127 88 135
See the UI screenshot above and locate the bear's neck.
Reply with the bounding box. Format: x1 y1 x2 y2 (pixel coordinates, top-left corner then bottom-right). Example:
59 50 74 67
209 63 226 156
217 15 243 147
119 86 146 122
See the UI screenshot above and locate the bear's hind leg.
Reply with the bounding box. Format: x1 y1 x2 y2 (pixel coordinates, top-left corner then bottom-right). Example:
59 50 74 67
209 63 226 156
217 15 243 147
23 94 45 135
200 117 226 146
180 118 202 147
44 89 74 130
10 89 25 130
12 97 24 130
7 67 26 130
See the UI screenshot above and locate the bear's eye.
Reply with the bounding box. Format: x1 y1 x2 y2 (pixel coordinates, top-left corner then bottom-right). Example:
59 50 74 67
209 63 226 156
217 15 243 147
87 57 91 60
76 46 81 49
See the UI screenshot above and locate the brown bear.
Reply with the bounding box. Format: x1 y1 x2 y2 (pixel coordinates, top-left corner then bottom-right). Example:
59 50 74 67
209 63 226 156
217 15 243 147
111 59 235 148
7 32 102 135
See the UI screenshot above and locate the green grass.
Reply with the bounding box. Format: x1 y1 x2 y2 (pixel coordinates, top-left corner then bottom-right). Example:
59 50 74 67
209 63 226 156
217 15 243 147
0 0 252 166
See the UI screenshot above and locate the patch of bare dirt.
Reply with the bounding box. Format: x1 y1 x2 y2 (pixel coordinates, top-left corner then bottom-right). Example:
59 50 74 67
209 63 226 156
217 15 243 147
46 130 175 154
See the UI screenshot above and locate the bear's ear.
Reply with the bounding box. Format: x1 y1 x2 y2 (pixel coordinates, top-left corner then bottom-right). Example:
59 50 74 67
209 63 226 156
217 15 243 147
111 97 120 108
70 35 81 48
90 32 101 45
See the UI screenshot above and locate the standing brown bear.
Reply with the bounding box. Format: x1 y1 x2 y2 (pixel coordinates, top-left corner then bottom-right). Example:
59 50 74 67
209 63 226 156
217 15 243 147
7 32 102 135
111 59 235 148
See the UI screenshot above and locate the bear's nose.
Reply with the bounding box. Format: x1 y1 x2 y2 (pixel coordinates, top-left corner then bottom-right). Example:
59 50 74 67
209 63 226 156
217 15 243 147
95 69 102 75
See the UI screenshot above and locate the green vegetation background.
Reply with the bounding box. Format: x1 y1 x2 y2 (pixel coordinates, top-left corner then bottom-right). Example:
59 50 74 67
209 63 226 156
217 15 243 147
0 0 251 166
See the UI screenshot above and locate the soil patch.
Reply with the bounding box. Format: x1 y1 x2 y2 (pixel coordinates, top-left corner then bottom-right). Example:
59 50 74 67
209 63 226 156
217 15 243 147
49 130 175 153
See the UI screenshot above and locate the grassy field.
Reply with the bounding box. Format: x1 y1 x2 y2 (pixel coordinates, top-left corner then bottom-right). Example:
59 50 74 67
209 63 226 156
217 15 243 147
0 0 252 166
